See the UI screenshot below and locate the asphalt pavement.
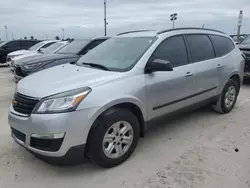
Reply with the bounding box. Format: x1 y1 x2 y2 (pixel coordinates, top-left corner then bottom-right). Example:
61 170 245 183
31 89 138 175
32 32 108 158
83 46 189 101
0 66 250 188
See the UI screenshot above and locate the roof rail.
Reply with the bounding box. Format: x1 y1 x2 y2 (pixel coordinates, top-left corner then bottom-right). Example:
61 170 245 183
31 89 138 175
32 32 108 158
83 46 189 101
117 30 154 36
157 27 225 35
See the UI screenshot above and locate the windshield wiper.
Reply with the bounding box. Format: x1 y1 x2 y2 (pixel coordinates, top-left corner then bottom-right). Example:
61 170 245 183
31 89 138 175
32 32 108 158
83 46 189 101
81 62 110 71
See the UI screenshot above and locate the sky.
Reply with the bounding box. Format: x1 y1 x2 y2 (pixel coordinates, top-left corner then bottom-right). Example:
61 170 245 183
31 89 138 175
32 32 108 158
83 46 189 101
0 0 250 40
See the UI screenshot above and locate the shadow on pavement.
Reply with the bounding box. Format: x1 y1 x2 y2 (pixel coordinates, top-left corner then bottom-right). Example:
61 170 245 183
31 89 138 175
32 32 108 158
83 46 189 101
0 64 8 68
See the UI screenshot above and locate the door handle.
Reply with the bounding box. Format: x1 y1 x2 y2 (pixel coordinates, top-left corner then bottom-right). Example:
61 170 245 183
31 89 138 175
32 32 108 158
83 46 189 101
185 72 193 77
217 64 223 69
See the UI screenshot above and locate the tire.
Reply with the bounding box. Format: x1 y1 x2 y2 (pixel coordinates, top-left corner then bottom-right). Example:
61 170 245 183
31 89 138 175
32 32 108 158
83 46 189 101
212 79 239 114
86 108 140 168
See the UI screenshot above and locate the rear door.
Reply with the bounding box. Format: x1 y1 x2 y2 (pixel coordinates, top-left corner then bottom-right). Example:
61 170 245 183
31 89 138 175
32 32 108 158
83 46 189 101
185 34 219 100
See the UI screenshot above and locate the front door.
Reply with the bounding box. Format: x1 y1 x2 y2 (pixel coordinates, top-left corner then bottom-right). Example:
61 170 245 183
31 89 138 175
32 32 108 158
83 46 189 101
145 35 196 120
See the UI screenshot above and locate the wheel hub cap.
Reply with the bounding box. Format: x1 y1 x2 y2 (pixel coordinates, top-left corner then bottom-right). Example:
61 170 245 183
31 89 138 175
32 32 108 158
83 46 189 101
102 121 134 159
225 85 236 108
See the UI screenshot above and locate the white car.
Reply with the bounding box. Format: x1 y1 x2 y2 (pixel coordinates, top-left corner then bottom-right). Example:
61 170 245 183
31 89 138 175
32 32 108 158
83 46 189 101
7 40 58 66
40 41 69 54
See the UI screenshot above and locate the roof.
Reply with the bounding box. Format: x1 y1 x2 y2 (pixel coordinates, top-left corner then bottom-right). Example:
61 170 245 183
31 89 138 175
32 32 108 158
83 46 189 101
157 27 225 35
42 40 60 43
92 36 110 40
116 27 225 37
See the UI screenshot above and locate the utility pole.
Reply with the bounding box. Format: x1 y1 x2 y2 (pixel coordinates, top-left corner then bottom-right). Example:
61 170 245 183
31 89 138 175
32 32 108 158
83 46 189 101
237 10 243 41
104 0 107 36
62 28 64 40
5 25 8 41
170 13 177 28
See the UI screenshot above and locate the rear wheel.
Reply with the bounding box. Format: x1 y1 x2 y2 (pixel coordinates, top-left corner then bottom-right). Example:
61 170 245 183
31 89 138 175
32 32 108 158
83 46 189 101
86 108 140 168
212 79 239 113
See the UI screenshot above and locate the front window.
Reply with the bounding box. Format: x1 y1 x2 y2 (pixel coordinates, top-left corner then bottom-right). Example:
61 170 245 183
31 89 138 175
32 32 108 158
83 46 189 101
0 41 8 47
56 40 90 54
29 42 46 50
241 35 250 44
76 37 156 71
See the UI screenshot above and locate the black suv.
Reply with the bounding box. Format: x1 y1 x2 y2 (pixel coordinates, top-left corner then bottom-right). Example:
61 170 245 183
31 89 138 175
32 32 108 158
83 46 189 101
238 35 250 78
0 40 41 63
14 37 109 81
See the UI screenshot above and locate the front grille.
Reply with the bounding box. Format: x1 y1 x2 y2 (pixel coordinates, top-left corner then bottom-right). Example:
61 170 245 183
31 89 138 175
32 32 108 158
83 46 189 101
30 137 64 152
11 128 26 142
15 67 24 77
13 93 39 115
245 53 250 58
240 48 250 51
245 59 250 72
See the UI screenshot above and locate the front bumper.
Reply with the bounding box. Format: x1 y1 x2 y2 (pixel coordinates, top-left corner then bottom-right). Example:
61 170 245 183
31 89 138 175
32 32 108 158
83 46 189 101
8 105 99 158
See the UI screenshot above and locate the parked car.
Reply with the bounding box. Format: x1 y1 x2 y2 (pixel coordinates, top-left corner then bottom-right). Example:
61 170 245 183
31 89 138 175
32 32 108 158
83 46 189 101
12 37 108 81
9 41 69 72
40 41 69 54
0 40 41 63
238 35 250 78
230 34 248 44
7 40 58 65
9 28 244 168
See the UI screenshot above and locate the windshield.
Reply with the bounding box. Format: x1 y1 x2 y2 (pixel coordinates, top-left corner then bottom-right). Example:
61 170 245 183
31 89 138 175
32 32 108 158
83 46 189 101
29 41 46 50
241 35 250 44
76 37 156 71
42 42 66 53
56 40 90 54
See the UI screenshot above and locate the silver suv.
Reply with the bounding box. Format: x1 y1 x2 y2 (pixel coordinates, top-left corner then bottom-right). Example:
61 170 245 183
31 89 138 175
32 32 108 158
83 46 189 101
9 28 245 168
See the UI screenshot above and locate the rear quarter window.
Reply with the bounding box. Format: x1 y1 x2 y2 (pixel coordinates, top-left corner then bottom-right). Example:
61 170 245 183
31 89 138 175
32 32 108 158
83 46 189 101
209 35 235 57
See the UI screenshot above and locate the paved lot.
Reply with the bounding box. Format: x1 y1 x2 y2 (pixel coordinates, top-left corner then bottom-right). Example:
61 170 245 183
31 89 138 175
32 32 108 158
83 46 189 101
0 65 250 188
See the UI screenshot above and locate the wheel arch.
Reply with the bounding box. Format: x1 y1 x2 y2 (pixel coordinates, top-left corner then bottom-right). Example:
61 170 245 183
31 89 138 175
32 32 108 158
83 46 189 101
229 74 241 88
86 99 147 149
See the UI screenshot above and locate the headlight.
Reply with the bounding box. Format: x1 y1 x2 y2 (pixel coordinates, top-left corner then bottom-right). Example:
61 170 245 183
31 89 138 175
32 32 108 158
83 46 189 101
10 54 22 59
24 62 46 69
34 87 91 114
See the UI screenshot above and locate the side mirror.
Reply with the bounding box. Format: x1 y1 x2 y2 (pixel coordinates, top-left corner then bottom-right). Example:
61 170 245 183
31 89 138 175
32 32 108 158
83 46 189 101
3 45 8 50
37 48 41 52
145 59 173 73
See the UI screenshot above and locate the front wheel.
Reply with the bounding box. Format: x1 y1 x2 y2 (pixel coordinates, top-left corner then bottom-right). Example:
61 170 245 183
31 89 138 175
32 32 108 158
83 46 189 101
212 79 239 113
86 108 140 168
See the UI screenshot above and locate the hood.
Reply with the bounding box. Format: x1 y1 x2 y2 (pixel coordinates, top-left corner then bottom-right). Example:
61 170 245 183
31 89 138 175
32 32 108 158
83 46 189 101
15 53 79 66
13 51 40 61
8 50 27 56
17 63 121 98
238 43 250 50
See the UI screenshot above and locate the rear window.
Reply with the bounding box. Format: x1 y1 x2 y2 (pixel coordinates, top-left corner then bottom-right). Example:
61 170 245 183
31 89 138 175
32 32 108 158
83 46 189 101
209 35 235 57
6 41 21 48
186 34 215 62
